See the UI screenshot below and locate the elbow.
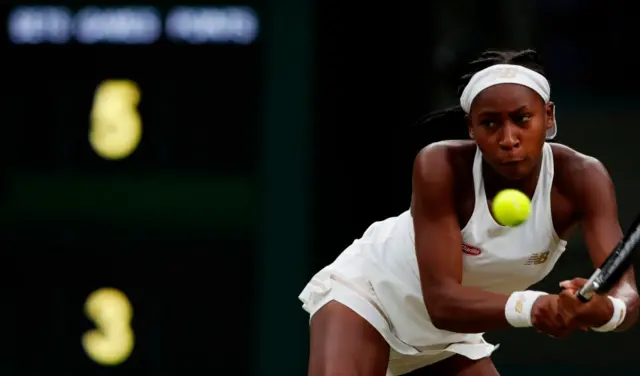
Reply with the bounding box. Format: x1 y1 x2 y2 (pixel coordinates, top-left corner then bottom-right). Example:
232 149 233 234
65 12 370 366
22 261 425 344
423 290 453 330
429 311 449 331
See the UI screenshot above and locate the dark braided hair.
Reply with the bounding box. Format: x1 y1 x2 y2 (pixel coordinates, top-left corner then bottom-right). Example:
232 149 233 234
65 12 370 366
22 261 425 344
417 49 546 132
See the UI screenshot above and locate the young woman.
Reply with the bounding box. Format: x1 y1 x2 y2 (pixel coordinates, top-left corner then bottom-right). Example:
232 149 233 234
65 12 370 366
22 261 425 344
300 49 638 376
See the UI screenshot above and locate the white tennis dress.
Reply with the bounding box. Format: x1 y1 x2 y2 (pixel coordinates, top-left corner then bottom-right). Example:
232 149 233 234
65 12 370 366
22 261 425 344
299 143 568 375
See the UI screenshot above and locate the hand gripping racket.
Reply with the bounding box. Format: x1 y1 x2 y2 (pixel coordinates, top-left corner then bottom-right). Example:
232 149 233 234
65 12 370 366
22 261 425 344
576 214 640 302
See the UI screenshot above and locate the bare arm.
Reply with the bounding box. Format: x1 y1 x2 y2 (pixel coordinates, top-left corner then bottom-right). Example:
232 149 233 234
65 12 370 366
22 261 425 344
411 144 511 333
576 158 639 331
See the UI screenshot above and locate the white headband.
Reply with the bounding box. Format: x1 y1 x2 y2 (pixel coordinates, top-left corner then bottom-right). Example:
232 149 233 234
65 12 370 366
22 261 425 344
459 64 556 139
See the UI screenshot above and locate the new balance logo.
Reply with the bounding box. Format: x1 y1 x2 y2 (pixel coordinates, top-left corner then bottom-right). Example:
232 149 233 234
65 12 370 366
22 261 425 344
525 251 550 265
515 294 525 313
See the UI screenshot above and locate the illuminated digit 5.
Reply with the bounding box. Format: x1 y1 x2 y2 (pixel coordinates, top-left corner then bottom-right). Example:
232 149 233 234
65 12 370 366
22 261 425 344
89 79 142 160
82 287 135 366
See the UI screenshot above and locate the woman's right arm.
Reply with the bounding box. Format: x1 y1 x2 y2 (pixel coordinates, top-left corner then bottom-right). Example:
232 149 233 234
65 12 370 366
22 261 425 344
411 143 552 333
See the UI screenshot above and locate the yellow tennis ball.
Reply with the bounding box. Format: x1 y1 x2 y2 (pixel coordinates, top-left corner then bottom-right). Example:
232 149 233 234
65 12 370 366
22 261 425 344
492 189 531 227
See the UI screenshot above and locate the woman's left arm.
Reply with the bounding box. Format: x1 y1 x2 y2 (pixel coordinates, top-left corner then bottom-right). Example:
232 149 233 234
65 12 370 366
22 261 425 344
576 158 639 331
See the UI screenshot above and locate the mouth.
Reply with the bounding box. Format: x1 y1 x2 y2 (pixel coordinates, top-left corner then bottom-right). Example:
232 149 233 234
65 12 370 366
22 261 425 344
500 159 525 166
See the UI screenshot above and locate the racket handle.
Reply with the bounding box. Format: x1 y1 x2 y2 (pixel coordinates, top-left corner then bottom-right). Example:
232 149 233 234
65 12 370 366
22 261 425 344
576 269 602 303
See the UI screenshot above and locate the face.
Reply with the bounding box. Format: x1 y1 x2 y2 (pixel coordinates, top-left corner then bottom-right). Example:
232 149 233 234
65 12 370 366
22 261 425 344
467 83 554 180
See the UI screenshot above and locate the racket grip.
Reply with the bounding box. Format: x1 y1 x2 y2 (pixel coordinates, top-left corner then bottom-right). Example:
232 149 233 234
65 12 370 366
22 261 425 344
576 269 602 303
576 288 593 303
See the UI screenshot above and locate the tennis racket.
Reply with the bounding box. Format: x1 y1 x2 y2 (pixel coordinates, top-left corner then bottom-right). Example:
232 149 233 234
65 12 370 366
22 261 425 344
576 214 640 302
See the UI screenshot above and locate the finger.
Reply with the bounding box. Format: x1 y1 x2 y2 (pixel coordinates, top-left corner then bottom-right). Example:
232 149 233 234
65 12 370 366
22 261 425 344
556 307 574 325
559 278 588 289
559 281 577 289
560 288 586 304
558 289 578 302
556 299 580 326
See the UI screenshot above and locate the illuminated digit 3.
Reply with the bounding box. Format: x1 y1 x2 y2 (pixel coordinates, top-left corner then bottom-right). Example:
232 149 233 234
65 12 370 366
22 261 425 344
89 80 142 160
82 287 135 366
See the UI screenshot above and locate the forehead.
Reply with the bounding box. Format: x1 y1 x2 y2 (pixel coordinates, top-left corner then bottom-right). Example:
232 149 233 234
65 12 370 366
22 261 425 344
470 83 544 114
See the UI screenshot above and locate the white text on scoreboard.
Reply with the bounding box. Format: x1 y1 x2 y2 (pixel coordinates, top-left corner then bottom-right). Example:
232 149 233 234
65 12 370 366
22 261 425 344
8 6 259 45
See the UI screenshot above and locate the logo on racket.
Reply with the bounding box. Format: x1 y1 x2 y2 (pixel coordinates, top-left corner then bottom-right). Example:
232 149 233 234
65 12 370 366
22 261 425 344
462 243 482 256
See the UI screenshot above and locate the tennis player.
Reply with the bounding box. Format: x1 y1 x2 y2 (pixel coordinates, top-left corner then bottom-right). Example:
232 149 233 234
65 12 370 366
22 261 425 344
299 49 639 376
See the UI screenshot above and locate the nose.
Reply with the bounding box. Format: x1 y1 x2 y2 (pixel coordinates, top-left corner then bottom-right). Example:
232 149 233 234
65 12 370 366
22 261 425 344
498 124 520 150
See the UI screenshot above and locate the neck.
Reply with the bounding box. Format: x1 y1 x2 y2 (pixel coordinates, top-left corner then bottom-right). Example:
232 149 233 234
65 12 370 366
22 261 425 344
482 156 543 199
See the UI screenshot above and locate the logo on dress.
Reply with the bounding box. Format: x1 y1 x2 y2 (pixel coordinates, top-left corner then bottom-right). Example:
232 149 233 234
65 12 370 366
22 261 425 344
462 243 482 256
525 251 550 265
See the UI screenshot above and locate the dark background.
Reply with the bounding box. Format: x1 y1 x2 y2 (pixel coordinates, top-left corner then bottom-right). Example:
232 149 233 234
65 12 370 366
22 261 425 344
2 1 640 375
1 2 264 376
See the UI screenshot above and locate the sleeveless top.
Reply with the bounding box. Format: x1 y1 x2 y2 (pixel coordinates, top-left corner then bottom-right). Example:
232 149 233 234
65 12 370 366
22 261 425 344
459 142 568 293
359 142 567 348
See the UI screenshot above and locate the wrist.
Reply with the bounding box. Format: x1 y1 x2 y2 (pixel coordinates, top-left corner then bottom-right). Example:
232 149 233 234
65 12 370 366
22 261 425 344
505 290 548 327
591 296 627 332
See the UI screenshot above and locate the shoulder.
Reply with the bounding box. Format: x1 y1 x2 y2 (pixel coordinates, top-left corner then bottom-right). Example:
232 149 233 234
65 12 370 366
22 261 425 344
550 143 614 212
412 140 475 218
551 143 610 185
412 140 475 208
413 140 476 183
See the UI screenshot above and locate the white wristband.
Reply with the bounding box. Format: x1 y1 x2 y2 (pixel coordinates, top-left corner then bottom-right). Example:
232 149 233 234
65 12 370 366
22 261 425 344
591 296 627 332
505 290 548 327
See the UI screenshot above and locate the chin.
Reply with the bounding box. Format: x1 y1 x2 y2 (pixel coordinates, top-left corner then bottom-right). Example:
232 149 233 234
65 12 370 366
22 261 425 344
500 171 528 181
497 165 530 180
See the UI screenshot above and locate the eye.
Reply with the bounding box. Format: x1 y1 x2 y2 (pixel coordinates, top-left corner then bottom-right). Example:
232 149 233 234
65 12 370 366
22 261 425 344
514 114 532 124
480 120 498 128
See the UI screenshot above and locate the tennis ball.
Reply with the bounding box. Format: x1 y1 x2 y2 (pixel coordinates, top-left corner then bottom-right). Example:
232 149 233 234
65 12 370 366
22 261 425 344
492 189 531 227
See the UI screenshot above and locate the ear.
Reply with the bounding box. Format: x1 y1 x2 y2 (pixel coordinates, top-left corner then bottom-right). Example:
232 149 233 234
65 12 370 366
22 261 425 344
466 115 474 139
545 102 555 131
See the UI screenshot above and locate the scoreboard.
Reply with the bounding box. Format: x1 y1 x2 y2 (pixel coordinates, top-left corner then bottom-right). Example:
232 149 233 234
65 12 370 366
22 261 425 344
1 3 263 375
2 3 262 227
